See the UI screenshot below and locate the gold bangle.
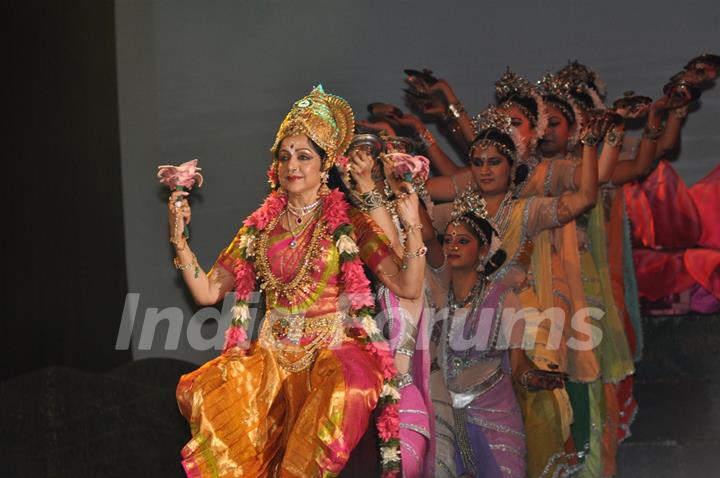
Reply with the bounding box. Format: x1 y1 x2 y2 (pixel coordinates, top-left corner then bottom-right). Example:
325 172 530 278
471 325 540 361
403 245 428 259
173 253 197 271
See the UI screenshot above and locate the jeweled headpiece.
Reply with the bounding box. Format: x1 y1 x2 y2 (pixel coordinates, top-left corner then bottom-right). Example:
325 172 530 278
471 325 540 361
537 73 586 149
495 67 533 103
537 74 575 123
449 187 488 242
471 105 519 163
494 67 548 155
271 85 355 171
556 61 606 109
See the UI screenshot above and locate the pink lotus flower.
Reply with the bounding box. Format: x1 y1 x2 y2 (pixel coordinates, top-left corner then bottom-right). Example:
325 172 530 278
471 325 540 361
376 403 400 441
157 159 204 190
388 153 430 183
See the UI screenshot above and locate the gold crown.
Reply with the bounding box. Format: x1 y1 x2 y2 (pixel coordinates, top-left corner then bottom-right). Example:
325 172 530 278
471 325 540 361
495 67 533 102
271 85 355 169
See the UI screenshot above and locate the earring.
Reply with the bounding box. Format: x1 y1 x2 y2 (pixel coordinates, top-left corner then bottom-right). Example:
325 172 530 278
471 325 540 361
319 170 330 196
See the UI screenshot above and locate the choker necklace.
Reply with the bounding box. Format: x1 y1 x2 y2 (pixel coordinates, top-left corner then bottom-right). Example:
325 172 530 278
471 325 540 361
286 198 322 225
448 276 486 310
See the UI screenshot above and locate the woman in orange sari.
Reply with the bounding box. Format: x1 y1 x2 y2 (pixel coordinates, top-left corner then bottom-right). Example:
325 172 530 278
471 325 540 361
168 86 428 477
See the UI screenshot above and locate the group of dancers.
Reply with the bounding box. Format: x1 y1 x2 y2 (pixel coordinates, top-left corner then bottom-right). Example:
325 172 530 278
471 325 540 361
167 54 719 477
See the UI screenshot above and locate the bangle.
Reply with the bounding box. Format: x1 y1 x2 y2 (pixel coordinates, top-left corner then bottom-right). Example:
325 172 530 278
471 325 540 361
604 128 625 148
642 124 664 141
403 245 428 259
672 106 689 119
173 252 197 271
403 223 423 231
358 189 385 212
580 132 600 147
447 102 464 120
418 129 436 150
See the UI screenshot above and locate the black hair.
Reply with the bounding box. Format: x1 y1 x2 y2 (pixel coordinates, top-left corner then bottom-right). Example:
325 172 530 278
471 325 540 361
568 91 595 112
449 213 507 275
499 95 539 124
544 94 576 124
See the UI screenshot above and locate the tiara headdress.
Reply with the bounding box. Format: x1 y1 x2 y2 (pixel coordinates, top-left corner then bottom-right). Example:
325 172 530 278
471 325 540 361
271 85 355 171
449 187 488 242
494 67 547 156
471 105 520 162
537 73 586 148
556 61 606 109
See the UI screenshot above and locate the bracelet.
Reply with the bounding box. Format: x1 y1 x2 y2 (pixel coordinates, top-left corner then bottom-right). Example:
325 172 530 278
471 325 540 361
358 189 385 212
403 245 428 259
604 128 625 148
418 129 436 150
396 372 414 389
580 132 600 147
174 252 198 271
672 106 689 119
403 223 423 231
447 102 464 120
642 124 664 141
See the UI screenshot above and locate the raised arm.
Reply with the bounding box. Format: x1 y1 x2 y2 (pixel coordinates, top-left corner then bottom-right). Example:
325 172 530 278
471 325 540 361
168 190 235 306
373 192 427 300
349 149 403 256
384 109 463 176
612 97 666 185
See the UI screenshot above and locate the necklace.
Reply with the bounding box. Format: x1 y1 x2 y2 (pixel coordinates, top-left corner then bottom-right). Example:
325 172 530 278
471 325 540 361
448 276 486 310
285 208 319 249
287 198 322 225
489 191 513 238
254 212 326 306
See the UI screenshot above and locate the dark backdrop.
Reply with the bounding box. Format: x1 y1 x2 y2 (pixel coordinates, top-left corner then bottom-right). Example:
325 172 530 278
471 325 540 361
6 0 130 379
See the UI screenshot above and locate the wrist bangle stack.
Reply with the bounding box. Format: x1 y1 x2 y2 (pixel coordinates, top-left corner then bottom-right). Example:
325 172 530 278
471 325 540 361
642 124 664 141
358 188 385 212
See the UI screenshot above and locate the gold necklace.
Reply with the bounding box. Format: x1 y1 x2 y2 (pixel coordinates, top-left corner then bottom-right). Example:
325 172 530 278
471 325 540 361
255 213 327 306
